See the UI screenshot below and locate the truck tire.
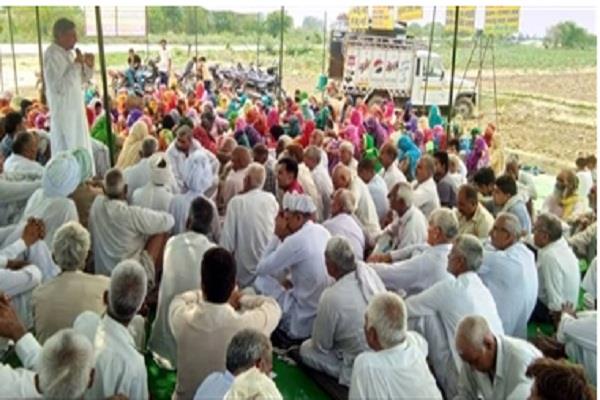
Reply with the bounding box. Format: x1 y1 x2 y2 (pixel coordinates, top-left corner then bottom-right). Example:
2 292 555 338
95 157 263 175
454 97 474 119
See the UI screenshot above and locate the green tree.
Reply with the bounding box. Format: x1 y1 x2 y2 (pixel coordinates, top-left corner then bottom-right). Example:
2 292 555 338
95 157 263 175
301 16 323 31
544 21 595 49
264 10 293 37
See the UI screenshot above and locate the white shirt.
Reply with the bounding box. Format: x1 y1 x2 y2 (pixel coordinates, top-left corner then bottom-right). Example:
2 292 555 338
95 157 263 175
89 195 174 277
377 205 428 258
21 188 79 247
298 163 324 221
0 178 41 226
148 231 215 367
255 222 332 339
307 269 384 385
350 177 381 242
0 333 42 399
91 138 110 180
479 242 538 338
158 47 171 72
455 335 542 400
221 167 249 212
349 331 442 400
372 243 452 296
537 237 581 311
74 312 148 400
380 162 407 191
322 213 365 261
577 169 594 198
366 174 389 222
124 158 179 204
557 312 597 385
406 272 504 372
132 183 174 213
193 371 235 400
44 43 94 166
582 258 596 309
412 177 441 218
311 165 334 220
166 139 202 193
3 154 44 179
220 189 279 287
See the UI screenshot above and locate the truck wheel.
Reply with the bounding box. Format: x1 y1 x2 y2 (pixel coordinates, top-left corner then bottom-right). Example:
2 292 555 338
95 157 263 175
454 97 474 119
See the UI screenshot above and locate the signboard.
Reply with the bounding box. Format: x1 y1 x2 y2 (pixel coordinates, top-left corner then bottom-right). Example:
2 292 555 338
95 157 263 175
371 6 394 30
85 6 146 37
348 6 369 31
484 6 520 36
397 6 423 22
445 6 476 35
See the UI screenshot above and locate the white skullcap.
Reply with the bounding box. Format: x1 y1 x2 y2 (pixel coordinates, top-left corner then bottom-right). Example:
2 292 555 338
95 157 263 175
282 192 316 214
224 367 282 400
183 150 214 194
149 152 171 186
42 152 81 198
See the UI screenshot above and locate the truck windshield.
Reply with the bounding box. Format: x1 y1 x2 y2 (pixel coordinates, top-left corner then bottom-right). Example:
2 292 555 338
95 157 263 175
424 58 444 78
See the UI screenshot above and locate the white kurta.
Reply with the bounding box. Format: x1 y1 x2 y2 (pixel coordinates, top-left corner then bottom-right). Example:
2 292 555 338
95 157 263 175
311 165 334 221
221 167 248 211
91 138 111 180
132 183 174 213
166 140 219 195
3 154 44 179
349 331 442 400
298 163 324 221
557 312 597 385
537 237 581 311
254 222 332 339
366 174 389 222
372 243 452 296
89 195 174 277
43 43 94 163
455 335 541 400
300 267 384 385
0 333 42 399
577 169 593 198
412 177 441 218
322 213 366 261
479 242 538 338
350 178 381 242
123 158 179 204
148 231 215 366
582 259 596 309
376 205 428 257
74 313 148 400
406 271 504 398
380 162 406 191
220 189 279 287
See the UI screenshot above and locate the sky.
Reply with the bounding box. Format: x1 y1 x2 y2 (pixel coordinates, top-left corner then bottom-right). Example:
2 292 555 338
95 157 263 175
199 5 597 38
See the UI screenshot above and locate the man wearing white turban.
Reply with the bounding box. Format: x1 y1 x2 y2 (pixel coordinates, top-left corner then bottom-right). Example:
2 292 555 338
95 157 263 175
132 152 174 213
69 147 103 228
169 150 220 240
254 192 333 340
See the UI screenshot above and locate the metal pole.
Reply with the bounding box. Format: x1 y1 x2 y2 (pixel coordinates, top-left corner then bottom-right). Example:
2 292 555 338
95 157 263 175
95 7 114 166
195 7 198 59
491 35 499 132
7 7 18 95
256 13 260 67
36 7 46 104
422 6 436 108
447 6 460 128
321 11 327 75
477 33 483 120
278 6 284 99
145 7 150 57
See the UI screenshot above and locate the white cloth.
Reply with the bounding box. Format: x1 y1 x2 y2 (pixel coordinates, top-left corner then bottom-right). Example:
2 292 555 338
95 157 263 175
322 213 365 261
455 335 542 400
577 169 594 198
299 266 384 385
557 312 597 385
166 140 218 195
169 192 220 240
311 164 333 220
349 331 442 400
366 174 389 222
537 237 581 311
3 154 44 179
148 232 215 366
74 313 148 400
372 243 452 296
412 177 441 218
380 162 406 191
132 183 174 213
0 333 42 399
91 138 110 180
220 189 279 287
89 195 174 277
123 158 151 203
376 205 428 258
582 258 596 309
0 262 42 329
350 177 381 242
479 242 538 338
0 178 41 226
193 371 235 400
221 167 248 210
282 192 316 214
255 221 332 339
43 43 94 164
406 271 504 398
518 170 537 201
298 163 323 220
21 188 79 247
158 47 171 72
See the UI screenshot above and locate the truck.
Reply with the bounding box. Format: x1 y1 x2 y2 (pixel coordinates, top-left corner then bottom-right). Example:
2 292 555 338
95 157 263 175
329 28 477 118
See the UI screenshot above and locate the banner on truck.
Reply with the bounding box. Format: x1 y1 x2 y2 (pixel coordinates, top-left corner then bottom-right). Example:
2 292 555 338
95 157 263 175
484 6 520 36
445 6 476 35
397 6 423 22
348 6 369 31
371 6 395 30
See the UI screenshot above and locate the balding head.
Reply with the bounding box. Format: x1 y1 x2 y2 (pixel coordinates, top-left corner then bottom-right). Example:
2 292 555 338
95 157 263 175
12 131 37 160
231 146 251 171
416 155 435 183
379 142 398 169
331 188 356 216
455 315 497 373
556 169 579 198
303 145 322 170
244 162 266 191
332 163 352 190
141 136 158 158
252 143 269 164
491 212 522 250
104 168 126 199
